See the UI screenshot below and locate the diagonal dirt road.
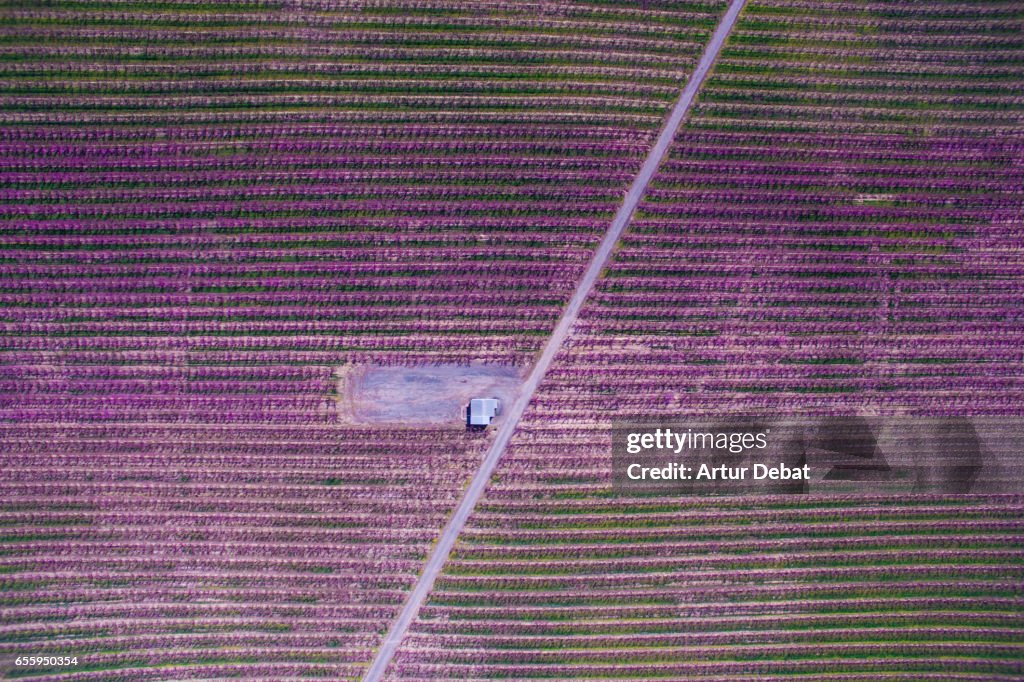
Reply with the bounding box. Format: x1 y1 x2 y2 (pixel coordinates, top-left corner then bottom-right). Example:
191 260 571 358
362 0 748 678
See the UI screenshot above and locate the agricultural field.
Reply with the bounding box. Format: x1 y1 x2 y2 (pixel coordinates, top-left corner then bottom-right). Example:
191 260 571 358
0 0 730 370
1 0 1023 681
0 0 731 679
386 0 1024 679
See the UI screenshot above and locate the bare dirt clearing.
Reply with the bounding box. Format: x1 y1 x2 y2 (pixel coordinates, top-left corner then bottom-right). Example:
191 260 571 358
336 363 525 426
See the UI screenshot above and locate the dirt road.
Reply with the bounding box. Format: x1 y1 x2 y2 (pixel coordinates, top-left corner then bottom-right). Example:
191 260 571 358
362 0 749 677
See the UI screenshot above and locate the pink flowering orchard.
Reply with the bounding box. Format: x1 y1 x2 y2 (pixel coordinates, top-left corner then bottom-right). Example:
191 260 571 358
2 0 1023 680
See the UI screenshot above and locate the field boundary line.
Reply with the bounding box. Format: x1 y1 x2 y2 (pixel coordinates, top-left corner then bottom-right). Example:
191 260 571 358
362 0 747 678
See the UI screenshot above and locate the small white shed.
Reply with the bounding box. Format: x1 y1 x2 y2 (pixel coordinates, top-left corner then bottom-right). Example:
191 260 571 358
468 398 501 427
